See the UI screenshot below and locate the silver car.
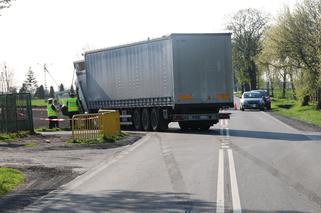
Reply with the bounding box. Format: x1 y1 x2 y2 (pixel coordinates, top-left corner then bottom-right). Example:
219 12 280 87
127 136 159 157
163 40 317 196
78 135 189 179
240 91 265 111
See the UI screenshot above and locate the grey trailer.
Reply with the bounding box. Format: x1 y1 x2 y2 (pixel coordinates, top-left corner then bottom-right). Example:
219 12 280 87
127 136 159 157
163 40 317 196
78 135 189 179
78 33 233 131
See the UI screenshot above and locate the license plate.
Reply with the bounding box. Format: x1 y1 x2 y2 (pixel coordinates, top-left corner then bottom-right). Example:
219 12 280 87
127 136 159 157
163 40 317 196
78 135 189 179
251 104 257 107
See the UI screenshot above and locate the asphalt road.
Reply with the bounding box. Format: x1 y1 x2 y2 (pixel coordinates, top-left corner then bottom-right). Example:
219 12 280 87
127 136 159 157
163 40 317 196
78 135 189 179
24 110 321 213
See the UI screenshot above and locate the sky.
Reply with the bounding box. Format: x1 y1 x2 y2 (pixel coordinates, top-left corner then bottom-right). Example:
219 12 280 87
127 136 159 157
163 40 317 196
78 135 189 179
0 0 300 91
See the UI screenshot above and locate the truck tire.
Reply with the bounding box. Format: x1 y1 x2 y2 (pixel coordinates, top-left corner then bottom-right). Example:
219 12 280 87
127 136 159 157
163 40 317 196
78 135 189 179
133 109 142 130
150 108 159 131
142 108 151 131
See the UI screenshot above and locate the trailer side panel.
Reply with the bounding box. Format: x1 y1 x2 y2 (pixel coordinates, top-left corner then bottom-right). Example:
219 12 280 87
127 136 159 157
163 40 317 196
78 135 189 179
85 39 174 108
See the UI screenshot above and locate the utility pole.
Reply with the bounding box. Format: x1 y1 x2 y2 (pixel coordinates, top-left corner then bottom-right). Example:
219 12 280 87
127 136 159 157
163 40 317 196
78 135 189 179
43 64 48 93
4 65 9 93
0 71 3 94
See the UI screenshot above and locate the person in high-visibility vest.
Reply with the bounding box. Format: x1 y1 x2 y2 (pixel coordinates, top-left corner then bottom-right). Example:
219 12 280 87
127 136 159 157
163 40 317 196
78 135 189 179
47 98 59 129
66 93 80 128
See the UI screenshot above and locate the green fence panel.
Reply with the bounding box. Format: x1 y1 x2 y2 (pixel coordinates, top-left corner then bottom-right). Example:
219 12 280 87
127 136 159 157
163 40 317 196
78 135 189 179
0 93 34 133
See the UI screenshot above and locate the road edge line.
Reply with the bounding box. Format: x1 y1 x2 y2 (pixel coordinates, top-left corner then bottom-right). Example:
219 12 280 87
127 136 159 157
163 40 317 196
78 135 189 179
261 111 298 132
65 134 150 191
24 134 151 212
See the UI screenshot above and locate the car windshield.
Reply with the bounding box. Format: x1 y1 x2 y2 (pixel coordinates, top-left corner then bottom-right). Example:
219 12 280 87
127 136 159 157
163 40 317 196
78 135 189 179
254 90 268 96
243 92 262 98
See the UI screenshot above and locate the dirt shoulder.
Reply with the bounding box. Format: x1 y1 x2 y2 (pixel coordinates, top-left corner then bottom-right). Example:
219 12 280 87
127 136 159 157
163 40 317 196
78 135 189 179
268 111 321 132
0 132 143 212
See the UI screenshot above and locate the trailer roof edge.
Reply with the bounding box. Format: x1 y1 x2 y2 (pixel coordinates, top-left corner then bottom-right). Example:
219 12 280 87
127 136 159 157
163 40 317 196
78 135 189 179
84 33 232 55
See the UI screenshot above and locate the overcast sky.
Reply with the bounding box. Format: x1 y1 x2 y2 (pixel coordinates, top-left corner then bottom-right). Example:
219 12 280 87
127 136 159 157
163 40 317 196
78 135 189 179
0 0 300 90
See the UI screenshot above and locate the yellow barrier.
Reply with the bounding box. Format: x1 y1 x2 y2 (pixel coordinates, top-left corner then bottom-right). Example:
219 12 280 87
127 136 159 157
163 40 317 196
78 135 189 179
72 113 102 140
72 110 120 140
98 110 121 137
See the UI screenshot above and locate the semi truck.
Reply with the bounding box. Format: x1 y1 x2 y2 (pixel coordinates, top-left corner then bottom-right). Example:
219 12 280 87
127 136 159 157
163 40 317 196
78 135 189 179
75 33 234 131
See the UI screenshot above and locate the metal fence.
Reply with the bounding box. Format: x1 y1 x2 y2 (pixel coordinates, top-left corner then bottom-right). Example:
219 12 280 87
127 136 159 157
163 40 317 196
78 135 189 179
72 113 102 140
0 93 34 132
72 111 120 141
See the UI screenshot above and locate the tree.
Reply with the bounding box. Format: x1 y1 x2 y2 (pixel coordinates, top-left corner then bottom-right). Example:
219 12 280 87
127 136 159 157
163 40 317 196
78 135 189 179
70 84 75 94
0 0 14 15
59 83 65 92
259 25 299 99
34 85 45 99
261 1 321 107
49 86 55 98
24 67 38 94
227 8 269 91
19 83 27 93
0 63 14 93
8 86 17 93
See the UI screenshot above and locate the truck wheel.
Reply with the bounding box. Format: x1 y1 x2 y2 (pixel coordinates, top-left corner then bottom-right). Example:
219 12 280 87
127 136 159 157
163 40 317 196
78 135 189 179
133 109 142 130
150 108 159 131
141 108 151 131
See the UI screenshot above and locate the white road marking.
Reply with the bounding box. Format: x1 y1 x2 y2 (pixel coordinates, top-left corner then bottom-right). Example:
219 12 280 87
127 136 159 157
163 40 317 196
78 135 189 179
228 149 242 213
216 149 225 213
226 128 230 138
23 135 151 212
218 116 242 212
262 111 321 141
260 111 297 131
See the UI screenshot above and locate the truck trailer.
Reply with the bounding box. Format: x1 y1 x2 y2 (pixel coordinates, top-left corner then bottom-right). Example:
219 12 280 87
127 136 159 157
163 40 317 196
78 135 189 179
75 33 234 131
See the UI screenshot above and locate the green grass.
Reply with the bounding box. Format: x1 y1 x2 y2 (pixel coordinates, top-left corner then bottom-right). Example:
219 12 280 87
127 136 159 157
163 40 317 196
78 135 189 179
0 131 30 141
67 131 128 144
32 98 67 107
271 98 321 126
32 99 47 107
234 91 242 98
0 168 24 196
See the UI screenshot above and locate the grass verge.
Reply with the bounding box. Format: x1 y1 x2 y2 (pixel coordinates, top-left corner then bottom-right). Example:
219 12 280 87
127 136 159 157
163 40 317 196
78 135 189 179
32 98 68 107
0 131 30 141
67 131 128 144
0 168 24 196
31 99 47 107
271 98 321 126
